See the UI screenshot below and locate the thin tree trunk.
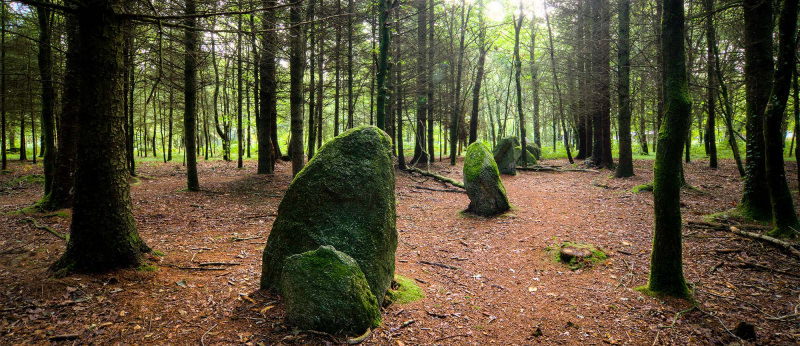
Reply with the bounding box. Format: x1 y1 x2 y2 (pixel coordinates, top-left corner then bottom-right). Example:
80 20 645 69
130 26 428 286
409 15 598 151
411 0 428 165
237 12 244 168
258 0 276 174
450 2 470 166
184 0 199 191
375 0 390 131
705 0 718 169
545 6 574 164
469 0 487 145
513 4 527 167
307 0 317 159
289 0 305 176
346 0 354 129
0 2 5 171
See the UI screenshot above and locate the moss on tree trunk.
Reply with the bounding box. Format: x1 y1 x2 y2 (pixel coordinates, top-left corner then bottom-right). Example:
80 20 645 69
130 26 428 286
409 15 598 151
646 0 691 299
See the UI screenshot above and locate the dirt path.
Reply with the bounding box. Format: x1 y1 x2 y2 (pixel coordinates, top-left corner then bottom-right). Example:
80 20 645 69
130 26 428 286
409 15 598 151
1 158 798 344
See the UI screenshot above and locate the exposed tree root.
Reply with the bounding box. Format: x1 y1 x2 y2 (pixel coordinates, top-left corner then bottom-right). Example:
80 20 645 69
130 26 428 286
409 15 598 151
22 218 67 241
404 167 464 189
517 165 599 173
412 185 465 194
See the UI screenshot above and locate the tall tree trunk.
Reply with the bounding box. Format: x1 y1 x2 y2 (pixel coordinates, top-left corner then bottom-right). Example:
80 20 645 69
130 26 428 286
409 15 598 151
0 1 5 171
426 0 435 163
334 0 341 137
237 12 244 168
740 0 774 221
705 0 718 169
36 1 56 199
46 15 80 210
762 0 799 237
545 6 574 164
450 2 470 165
469 0 487 145
795 59 800 187
614 0 633 177
54 0 150 273
411 0 428 165
211 34 229 161
307 0 317 159
513 5 527 167
184 0 200 191
289 0 306 176
713 39 744 176
530 12 541 150
375 0 390 131
647 0 691 299
395 14 406 170
590 0 612 168
258 0 276 174
168 79 174 161
346 0 354 129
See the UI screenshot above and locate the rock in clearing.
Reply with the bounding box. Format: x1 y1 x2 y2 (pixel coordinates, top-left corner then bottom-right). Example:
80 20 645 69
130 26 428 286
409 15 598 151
464 142 511 216
260 125 397 305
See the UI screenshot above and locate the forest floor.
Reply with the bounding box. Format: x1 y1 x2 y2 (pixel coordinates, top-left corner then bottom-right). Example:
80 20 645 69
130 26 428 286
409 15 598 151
1 157 800 345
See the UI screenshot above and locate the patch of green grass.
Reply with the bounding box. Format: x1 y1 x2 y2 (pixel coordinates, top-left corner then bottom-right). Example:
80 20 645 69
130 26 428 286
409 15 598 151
152 250 165 257
385 275 424 305
6 205 44 216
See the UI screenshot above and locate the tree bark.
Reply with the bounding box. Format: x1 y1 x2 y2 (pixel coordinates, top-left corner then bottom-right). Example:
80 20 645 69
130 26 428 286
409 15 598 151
469 1 487 145
513 6 527 167
740 0 774 221
0 2 5 171
411 0 428 165
450 2 469 166
289 0 305 176
614 0 633 177
36 1 56 199
307 0 317 158
647 0 691 299
762 0 799 237
704 0 718 169
375 0 390 131
184 0 199 191
545 6 574 164
54 0 149 273
258 0 276 174
46 15 80 210
237 11 244 168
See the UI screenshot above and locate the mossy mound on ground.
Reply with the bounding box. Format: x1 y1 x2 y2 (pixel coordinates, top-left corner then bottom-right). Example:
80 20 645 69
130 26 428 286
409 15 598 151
631 182 653 193
464 142 510 216
385 275 425 305
515 146 538 166
548 242 607 270
280 245 382 335
492 137 520 175
261 126 397 305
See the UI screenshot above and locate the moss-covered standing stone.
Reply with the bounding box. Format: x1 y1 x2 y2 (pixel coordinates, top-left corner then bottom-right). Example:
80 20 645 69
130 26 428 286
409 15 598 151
260 126 397 305
515 146 538 166
464 142 511 216
493 137 520 175
281 245 382 334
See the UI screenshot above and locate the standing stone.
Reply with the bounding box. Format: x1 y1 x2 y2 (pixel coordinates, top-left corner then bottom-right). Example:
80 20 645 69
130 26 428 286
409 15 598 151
515 146 538 166
281 245 382 334
493 137 520 175
261 126 397 305
464 142 511 216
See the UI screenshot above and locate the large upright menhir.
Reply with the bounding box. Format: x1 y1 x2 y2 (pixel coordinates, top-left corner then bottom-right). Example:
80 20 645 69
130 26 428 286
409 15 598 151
261 126 397 306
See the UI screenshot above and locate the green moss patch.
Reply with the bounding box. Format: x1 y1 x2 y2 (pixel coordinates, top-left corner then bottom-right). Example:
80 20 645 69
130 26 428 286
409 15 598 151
547 241 607 270
386 275 424 305
137 263 159 272
631 183 653 193
5 174 44 187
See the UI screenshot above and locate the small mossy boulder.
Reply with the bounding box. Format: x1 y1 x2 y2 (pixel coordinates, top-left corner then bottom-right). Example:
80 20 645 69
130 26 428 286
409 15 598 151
515 146 538 166
261 125 397 305
281 245 382 335
526 143 541 160
493 137 520 175
464 142 511 216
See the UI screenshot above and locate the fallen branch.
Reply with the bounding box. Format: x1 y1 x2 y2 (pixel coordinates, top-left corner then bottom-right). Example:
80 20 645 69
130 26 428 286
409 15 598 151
517 165 599 173
22 218 67 241
729 226 800 259
198 262 240 267
418 260 460 270
404 167 464 189
162 263 228 271
685 220 768 231
412 185 465 193
49 334 79 341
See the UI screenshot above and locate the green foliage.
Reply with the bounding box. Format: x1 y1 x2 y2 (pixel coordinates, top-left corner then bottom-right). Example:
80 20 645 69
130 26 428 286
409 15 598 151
5 174 44 187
